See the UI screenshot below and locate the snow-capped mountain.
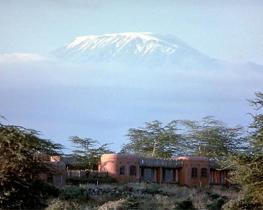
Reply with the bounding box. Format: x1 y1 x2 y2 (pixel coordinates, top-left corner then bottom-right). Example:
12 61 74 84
54 32 218 69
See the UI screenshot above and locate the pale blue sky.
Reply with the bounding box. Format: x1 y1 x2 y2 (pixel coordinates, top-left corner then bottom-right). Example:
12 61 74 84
1 0 263 152
0 0 263 64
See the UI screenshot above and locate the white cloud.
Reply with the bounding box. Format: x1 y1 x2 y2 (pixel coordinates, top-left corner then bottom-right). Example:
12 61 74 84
0 53 47 63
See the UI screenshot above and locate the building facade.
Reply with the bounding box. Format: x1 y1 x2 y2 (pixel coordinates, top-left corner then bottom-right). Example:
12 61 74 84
37 154 66 187
98 154 229 187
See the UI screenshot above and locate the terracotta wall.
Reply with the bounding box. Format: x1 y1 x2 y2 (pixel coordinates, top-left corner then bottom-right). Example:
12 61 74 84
99 154 229 187
99 154 140 182
210 169 229 185
176 156 210 187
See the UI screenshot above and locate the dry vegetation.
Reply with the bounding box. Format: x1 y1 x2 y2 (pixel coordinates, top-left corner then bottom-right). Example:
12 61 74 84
45 183 239 210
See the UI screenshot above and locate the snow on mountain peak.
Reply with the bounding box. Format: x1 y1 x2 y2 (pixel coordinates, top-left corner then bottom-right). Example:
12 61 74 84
64 32 178 56
54 32 212 68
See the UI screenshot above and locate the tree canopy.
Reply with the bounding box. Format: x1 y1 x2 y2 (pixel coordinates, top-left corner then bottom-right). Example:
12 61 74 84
121 118 246 160
179 116 246 161
0 122 62 209
225 92 263 209
69 136 112 169
121 120 182 158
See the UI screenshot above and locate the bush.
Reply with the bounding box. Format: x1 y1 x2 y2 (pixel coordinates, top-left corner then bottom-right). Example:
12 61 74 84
0 179 59 209
143 183 161 194
97 198 128 210
97 197 139 210
125 196 140 209
45 199 82 210
206 192 220 200
67 175 117 185
60 186 87 200
223 196 263 210
205 191 229 210
207 197 228 210
174 199 196 210
36 180 60 198
0 124 62 209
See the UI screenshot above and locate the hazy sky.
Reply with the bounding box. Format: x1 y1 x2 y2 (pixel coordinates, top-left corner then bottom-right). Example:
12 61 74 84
0 0 263 64
1 0 263 152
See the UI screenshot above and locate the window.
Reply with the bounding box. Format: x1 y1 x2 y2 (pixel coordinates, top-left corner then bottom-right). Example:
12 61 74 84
119 166 125 175
201 168 208 177
191 167 198 178
129 165 136 176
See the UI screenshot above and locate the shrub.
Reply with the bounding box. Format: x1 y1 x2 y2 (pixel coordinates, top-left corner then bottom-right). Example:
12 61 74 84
0 124 62 209
97 198 128 210
143 183 161 194
223 196 263 210
206 192 220 200
205 190 230 210
174 199 196 210
60 186 87 200
207 197 228 210
122 196 140 209
0 178 60 209
45 199 82 210
36 180 60 198
67 175 117 185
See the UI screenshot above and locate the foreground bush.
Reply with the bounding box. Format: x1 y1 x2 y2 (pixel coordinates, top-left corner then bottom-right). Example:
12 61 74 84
45 199 83 210
67 175 117 185
224 93 263 209
0 124 61 209
43 184 239 210
60 185 87 200
98 198 133 210
174 199 196 210
223 196 263 210
205 191 228 210
207 197 228 210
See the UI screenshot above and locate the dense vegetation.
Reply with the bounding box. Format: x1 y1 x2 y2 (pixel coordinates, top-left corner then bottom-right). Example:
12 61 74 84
45 183 238 210
0 92 262 209
121 120 182 158
0 123 62 209
121 117 246 161
224 92 263 209
67 136 112 170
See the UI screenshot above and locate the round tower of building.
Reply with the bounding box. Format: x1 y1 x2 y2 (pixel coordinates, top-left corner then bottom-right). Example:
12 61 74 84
99 153 140 182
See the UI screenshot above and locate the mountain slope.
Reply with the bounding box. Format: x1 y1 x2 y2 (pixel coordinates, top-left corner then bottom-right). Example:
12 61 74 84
54 32 218 69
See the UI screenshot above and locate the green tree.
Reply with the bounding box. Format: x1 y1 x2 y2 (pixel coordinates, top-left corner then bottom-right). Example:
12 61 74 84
69 136 112 169
180 116 245 161
0 122 62 209
225 93 263 209
121 120 182 158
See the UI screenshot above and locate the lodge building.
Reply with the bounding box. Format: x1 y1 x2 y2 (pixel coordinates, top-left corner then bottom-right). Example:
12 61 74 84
98 154 229 187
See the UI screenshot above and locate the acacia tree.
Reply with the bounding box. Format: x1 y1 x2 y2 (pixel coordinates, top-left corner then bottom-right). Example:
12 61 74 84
179 116 246 161
0 122 62 209
121 120 182 158
69 136 112 169
225 93 263 209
